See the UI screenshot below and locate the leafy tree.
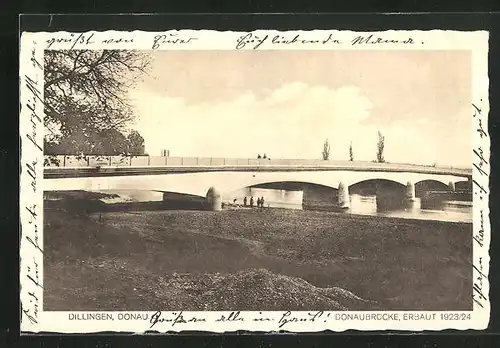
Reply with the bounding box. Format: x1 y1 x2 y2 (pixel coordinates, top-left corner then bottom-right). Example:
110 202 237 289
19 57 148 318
349 142 354 161
100 129 129 155
376 131 385 163
127 130 145 155
43 50 151 154
50 128 128 155
322 139 331 160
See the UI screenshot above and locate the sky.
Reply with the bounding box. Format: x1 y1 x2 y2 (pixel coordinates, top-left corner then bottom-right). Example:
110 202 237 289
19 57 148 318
127 50 472 167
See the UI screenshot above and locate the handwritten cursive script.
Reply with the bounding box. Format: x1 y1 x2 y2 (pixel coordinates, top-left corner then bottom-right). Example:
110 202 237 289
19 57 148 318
235 32 342 50
24 75 43 152
351 34 415 46
20 39 44 328
471 98 489 310
278 311 328 328
215 311 244 322
152 33 198 50
45 32 146 50
473 257 487 308
149 311 206 329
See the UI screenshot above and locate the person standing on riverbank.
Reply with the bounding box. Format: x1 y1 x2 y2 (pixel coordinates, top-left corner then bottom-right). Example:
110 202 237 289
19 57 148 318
260 196 265 208
250 196 254 207
243 197 247 206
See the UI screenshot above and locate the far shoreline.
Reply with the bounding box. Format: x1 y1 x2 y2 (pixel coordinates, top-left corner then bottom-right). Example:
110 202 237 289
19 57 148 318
44 189 473 226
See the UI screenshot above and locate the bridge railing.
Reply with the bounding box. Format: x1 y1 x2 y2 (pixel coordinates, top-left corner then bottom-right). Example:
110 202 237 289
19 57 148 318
44 155 472 176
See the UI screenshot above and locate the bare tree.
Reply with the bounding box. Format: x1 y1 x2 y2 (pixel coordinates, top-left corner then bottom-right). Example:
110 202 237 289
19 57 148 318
322 139 331 160
376 131 385 163
349 142 354 161
44 50 151 153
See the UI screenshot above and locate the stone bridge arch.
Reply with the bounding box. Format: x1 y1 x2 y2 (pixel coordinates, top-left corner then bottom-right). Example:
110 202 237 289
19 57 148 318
415 179 451 198
348 178 412 212
248 181 337 192
349 179 407 196
44 169 470 211
455 180 472 191
244 181 339 211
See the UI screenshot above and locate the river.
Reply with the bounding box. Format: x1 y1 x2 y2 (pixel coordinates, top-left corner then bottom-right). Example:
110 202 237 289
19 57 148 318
225 187 472 223
77 185 472 224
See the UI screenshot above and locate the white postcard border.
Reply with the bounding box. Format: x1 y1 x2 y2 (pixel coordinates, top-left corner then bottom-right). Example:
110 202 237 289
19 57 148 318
19 29 490 333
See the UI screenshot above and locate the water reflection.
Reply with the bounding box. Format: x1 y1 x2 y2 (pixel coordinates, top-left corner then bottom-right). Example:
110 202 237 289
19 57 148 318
98 189 164 202
227 188 472 223
94 187 471 223
227 187 303 210
350 194 472 223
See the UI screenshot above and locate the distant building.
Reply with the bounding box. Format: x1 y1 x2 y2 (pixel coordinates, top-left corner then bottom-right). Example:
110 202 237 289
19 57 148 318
161 149 170 157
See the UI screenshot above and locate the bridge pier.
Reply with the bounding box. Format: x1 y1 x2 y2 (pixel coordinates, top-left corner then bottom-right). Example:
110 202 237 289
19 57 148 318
205 186 222 211
338 182 350 209
406 181 416 201
448 181 455 192
302 184 338 210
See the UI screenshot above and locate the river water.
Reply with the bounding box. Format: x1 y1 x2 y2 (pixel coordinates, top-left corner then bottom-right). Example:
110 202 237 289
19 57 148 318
92 186 472 223
225 187 472 223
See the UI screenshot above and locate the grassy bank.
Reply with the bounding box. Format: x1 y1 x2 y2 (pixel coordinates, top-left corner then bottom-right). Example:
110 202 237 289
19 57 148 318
44 198 472 311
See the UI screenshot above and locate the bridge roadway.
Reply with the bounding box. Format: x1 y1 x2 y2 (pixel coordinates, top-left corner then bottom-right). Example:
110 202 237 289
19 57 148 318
43 157 473 211
44 158 472 179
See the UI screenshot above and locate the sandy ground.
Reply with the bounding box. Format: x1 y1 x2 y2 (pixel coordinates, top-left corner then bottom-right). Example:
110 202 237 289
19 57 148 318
44 201 472 311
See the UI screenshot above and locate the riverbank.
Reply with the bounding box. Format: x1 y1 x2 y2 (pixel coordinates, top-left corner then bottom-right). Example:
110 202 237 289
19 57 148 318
44 197 472 311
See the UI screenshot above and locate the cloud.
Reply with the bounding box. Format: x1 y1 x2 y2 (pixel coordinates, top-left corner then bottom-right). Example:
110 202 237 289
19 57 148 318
129 82 470 167
265 82 308 105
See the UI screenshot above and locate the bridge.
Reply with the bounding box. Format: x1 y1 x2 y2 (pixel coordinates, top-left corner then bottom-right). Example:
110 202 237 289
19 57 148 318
44 155 472 211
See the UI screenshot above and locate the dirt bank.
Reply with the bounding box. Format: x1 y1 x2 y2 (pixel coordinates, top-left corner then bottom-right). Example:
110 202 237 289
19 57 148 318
44 200 472 311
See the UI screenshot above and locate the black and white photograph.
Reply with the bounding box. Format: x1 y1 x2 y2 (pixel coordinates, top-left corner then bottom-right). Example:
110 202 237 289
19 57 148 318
19 29 490 333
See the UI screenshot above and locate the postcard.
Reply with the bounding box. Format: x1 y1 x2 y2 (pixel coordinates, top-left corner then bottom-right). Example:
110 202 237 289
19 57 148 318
19 29 490 333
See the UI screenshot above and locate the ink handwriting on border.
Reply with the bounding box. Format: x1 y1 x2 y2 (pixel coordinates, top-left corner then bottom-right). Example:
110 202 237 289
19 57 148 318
44 31 419 51
235 32 342 50
472 99 489 209
21 43 44 327
148 311 329 330
149 311 206 329
46 33 134 49
472 99 489 309
473 257 487 308
45 32 199 50
235 32 416 50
